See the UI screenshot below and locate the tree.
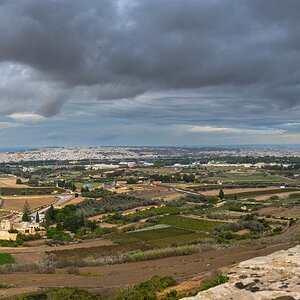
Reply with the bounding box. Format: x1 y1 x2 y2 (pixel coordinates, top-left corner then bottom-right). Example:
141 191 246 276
63 215 81 232
44 204 55 226
35 211 40 223
48 204 55 220
219 188 225 200
16 178 22 184
22 200 31 222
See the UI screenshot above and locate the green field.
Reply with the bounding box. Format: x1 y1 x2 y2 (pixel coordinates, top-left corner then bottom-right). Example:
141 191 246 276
128 206 185 219
157 215 224 232
128 226 211 247
0 187 65 196
224 188 299 199
0 253 15 265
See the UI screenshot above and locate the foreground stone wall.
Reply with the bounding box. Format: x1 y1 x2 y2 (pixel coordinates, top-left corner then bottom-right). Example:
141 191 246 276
182 245 300 300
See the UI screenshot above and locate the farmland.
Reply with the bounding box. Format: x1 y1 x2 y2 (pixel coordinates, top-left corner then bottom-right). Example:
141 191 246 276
157 215 225 232
224 188 300 199
128 225 212 247
0 150 299 298
0 253 14 265
0 177 28 188
1 195 56 212
0 187 65 196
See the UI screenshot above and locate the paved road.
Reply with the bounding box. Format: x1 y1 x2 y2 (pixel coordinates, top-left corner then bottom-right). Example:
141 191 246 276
173 188 202 196
13 194 74 222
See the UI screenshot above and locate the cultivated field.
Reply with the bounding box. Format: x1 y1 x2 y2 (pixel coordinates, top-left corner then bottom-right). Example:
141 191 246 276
256 206 300 219
1 195 56 212
0 242 294 298
157 215 225 232
202 187 280 196
128 226 211 247
0 177 28 188
224 188 299 199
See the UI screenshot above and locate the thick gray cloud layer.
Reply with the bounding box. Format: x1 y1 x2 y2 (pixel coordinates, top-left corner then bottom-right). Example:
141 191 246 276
1 0 300 145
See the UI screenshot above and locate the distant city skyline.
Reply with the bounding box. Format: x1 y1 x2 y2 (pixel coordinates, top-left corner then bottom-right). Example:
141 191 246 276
1 1 300 146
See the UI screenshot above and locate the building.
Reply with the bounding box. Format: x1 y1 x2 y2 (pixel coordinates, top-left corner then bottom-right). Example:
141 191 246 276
0 219 41 241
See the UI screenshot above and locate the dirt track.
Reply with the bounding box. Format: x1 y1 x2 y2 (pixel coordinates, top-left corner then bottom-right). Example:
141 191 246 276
0 239 113 255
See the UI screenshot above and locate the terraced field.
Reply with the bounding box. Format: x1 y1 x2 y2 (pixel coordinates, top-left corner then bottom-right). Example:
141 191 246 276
157 215 225 232
128 226 211 247
224 188 299 199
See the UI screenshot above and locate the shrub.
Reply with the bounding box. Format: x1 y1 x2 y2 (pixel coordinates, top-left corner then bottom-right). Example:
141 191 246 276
66 266 79 275
201 274 229 291
111 275 176 300
0 253 15 265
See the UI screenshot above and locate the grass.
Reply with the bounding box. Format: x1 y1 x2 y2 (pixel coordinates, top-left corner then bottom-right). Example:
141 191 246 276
52 243 221 269
157 215 224 232
128 226 211 247
76 244 217 267
14 276 177 300
128 206 185 219
201 273 229 291
129 227 190 240
0 187 65 195
0 253 15 265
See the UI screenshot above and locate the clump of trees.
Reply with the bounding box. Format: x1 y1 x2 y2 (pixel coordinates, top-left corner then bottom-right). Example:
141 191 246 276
80 187 111 198
77 194 160 217
182 193 218 204
57 180 76 191
44 204 97 234
214 214 270 240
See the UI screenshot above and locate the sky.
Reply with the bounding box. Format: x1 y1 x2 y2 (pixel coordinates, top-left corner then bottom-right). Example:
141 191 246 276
1 0 300 147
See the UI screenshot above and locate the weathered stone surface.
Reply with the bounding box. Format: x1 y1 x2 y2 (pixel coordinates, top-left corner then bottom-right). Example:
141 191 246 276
182 245 300 300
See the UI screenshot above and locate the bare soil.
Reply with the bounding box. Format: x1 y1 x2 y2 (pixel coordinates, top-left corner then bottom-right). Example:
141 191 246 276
0 239 114 255
0 243 294 296
60 196 86 207
0 177 29 188
202 187 278 196
1 195 56 212
256 206 300 218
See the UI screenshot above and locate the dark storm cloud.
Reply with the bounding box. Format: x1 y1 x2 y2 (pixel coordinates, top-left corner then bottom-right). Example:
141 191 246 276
1 0 300 129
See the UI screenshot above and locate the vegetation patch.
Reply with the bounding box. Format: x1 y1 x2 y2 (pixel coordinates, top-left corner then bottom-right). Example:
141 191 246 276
0 187 65 195
201 273 229 291
225 188 299 199
0 253 15 265
128 226 191 245
14 276 177 300
77 194 160 217
157 215 225 232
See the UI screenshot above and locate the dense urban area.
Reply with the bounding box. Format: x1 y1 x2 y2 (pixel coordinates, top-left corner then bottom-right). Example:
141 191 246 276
0 146 297 298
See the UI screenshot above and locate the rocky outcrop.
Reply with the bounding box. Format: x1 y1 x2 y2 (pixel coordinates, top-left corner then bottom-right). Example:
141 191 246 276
182 245 300 300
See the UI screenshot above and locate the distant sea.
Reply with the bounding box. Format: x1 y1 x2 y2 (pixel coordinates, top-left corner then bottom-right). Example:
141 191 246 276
0 147 29 153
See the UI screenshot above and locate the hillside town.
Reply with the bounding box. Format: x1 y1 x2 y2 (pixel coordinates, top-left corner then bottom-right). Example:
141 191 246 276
0 146 300 163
